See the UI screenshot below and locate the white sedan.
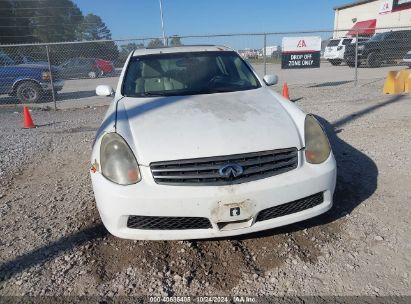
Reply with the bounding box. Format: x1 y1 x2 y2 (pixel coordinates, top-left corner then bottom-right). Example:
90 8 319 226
91 45 336 240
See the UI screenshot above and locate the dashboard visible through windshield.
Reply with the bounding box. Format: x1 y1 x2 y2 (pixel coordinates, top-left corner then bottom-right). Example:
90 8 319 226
122 51 261 97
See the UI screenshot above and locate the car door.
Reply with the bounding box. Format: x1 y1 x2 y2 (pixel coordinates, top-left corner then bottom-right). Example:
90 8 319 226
402 31 411 59
341 38 353 58
325 39 341 58
0 55 16 93
384 32 405 61
78 59 94 77
73 58 88 78
60 59 76 79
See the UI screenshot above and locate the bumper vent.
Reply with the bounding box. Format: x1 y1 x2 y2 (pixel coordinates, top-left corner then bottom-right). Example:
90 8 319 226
127 215 212 230
256 192 324 223
150 148 298 186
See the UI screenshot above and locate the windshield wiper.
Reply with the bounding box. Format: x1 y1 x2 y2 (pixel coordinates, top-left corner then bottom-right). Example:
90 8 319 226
137 92 168 97
127 87 256 98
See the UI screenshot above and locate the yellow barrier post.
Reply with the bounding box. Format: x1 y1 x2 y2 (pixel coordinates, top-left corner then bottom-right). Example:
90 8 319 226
404 71 411 93
383 71 403 94
384 69 411 94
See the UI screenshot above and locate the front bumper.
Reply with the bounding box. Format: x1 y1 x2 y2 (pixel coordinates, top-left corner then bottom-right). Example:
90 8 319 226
344 52 365 63
90 151 337 240
40 80 64 91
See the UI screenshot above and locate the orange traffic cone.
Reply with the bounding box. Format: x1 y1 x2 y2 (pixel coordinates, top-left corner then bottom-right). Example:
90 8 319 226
23 106 36 129
282 82 290 100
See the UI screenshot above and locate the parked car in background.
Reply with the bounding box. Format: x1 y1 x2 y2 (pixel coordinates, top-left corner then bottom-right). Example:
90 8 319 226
324 37 370 66
344 30 411 68
0 52 64 103
91 45 336 240
238 49 259 60
402 50 411 68
59 57 114 79
95 58 115 76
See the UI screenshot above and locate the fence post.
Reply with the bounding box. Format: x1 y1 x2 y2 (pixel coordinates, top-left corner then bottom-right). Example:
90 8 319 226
354 33 359 87
263 33 267 76
45 45 57 110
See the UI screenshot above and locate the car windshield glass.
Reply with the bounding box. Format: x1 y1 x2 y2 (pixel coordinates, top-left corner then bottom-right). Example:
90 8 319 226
342 39 353 45
122 51 261 97
0 54 15 66
370 33 387 41
327 40 340 47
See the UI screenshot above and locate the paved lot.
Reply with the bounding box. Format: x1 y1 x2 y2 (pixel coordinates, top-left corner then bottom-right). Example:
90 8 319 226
0 79 410 297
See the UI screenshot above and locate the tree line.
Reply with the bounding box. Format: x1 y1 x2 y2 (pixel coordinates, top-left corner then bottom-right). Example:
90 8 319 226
0 0 113 44
0 0 182 66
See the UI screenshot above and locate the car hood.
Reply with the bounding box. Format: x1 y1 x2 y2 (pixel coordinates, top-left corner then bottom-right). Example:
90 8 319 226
16 63 48 68
11 63 61 71
116 88 303 165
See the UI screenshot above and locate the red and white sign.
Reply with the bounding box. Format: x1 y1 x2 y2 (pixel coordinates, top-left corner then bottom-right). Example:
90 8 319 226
282 36 322 53
379 0 393 14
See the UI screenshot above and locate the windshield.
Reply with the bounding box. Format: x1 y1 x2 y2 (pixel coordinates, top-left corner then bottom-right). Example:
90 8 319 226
370 33 387 42
122 51 261 97
342 39 353 45
327 40 340 47
0 54 15 66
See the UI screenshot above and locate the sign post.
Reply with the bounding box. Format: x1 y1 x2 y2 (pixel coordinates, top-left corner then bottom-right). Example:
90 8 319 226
281 36 322 69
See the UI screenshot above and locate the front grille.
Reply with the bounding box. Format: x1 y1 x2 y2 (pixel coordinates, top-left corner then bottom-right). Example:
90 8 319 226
404 53 411 59
150 148 298 186
256 192 324 223
127 215 212 230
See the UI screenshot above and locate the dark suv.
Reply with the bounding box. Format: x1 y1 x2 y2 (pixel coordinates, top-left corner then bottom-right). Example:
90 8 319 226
344 30 411 68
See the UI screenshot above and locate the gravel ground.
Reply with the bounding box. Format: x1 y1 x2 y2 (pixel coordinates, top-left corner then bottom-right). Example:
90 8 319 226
0 80 410 298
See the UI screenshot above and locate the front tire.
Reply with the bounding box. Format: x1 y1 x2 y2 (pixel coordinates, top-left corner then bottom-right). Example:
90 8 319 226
346 60 361 68
16 82 42 103
367 52 382 68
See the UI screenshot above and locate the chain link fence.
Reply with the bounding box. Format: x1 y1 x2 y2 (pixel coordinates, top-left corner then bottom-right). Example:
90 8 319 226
1 26 410 109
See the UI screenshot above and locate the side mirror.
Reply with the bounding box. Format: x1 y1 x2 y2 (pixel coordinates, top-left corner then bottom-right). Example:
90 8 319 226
96 85 114 97
263 75 278 86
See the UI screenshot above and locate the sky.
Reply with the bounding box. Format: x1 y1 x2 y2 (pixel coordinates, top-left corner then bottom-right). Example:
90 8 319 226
72 0 350 41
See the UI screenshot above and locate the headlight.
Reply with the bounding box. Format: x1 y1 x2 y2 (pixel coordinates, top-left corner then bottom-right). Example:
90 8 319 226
41 71 51 81
304 115 331 164
100 133 141 185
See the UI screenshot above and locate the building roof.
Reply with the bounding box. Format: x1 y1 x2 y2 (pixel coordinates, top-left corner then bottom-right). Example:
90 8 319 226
132 45 233 56
334 0 378 11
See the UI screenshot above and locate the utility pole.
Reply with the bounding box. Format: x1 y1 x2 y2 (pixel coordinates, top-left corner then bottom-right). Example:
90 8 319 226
159 0 166 46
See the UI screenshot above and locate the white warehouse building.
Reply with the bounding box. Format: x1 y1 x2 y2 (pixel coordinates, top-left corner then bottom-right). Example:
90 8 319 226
334 0 411 37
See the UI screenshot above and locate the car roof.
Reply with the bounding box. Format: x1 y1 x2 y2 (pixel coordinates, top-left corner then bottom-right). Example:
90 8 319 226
132 45 233 56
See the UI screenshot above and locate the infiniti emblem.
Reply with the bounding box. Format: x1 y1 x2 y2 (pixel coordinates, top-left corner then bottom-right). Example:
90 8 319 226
218 163 244 178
